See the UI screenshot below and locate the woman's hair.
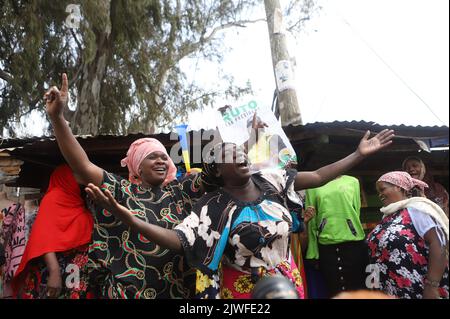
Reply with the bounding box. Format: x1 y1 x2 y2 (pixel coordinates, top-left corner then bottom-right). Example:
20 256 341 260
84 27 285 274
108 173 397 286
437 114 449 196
201 143 229 192
402 156 426 180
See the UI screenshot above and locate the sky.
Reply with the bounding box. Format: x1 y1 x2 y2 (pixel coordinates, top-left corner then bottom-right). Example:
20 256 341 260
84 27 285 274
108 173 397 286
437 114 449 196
17 0 450 136
185 0 449 131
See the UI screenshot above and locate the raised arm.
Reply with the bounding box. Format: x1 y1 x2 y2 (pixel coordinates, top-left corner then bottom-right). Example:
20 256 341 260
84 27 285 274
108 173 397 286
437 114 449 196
44 73 103 186
294 129 395 190
85 183 182 252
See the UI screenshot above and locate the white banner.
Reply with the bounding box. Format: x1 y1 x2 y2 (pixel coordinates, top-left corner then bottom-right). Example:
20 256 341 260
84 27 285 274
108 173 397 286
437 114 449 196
216 99 297 171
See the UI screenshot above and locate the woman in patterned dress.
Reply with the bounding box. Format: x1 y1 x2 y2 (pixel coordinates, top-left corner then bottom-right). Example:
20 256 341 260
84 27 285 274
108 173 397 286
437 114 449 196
85 131 394 299
44 74 204 298
367 171 449 299
13 165 93 299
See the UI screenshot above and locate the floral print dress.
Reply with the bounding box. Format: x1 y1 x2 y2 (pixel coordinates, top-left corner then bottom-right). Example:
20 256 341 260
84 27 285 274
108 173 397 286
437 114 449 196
18 245 91 299
367 208 449 299
175 169 305 299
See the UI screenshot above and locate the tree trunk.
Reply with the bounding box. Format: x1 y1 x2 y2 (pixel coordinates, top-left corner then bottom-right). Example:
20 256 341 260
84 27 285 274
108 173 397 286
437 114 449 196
71 0 112 135
71 37 110 135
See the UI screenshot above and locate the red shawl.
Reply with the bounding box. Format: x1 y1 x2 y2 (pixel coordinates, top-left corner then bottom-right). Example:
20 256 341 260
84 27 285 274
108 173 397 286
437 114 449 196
13 164 93 290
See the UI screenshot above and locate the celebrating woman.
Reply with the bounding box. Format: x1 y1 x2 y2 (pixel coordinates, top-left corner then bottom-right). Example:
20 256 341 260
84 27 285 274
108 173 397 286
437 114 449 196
85 128 394 298
44 74 204 298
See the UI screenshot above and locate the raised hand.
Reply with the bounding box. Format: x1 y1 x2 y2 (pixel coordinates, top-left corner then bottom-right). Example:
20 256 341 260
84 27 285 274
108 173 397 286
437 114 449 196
85 183 132 222
357 129 395 157
251 111 268 130
44 73 69 118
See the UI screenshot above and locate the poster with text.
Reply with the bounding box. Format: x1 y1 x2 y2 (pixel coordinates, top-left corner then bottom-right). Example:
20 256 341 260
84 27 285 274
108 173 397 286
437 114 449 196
216 99 297 171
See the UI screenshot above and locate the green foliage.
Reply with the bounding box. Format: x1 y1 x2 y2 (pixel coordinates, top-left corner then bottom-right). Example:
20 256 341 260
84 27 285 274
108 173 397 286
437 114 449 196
0 0 318 136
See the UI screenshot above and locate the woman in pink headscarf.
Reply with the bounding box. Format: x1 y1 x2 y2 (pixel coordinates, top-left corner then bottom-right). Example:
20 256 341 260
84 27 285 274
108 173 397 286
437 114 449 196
43 74 205 298
367 171 449 299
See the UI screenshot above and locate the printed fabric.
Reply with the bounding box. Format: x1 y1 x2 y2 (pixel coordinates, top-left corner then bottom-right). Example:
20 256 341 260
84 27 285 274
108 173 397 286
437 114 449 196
175 169 304 298
367 208 449 299
88 171 203 299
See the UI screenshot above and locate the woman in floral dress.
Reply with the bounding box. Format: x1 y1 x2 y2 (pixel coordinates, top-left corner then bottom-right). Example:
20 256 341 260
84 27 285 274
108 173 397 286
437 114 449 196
367 171 449 299
85 131 394 298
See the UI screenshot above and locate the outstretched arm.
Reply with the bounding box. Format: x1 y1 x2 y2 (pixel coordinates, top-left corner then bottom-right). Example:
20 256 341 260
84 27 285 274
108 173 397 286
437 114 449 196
294 129 395 190
85 183 182 252
44 73 103 186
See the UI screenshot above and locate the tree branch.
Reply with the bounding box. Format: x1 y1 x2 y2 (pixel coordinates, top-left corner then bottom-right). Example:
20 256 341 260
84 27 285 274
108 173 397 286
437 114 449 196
176 18 266 60
0 69 14 83
287 16 310 33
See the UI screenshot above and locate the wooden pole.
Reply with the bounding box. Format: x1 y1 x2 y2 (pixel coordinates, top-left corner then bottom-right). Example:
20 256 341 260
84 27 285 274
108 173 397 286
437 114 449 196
264 0 303 126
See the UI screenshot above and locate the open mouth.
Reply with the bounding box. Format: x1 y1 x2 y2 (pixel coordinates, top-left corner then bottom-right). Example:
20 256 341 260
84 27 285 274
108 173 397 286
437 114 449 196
154 167 167 173
237 161 248 168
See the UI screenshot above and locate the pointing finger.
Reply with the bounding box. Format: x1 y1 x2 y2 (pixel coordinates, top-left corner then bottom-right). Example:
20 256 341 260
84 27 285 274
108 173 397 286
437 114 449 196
61 73 68 93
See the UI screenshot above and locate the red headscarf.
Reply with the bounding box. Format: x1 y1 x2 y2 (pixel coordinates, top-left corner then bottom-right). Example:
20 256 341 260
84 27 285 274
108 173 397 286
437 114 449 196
13 164 93 291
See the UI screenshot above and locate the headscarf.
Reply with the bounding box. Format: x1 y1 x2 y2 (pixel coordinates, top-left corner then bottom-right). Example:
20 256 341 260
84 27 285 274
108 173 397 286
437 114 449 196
377 171 429 192
378 171 449 251
13 164 94 294
402 156 426 180
120 138 176 186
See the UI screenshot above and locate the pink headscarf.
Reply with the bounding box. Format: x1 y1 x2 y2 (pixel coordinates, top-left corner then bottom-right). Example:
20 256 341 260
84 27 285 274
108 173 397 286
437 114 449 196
377 171 429 192
120 138 177 186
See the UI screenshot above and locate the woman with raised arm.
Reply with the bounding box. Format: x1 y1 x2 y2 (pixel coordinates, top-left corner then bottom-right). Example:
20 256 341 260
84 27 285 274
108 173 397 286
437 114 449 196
44 74 204 299
86 128 394 299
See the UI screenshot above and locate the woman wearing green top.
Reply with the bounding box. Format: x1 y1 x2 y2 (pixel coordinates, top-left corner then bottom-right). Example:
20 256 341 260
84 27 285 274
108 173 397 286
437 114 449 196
305 175 368 298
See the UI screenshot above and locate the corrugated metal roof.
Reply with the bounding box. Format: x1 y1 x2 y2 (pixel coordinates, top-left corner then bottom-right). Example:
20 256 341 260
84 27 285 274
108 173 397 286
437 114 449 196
1 121 447 150
1 121 447 188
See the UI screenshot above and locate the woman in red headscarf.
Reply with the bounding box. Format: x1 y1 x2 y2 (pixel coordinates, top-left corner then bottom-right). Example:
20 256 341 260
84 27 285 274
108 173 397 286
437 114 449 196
367 171 449 299
13 164 93 299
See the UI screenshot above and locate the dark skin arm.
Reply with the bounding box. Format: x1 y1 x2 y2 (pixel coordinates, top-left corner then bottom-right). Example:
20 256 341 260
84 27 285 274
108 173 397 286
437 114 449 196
298 206 315 254
85 184 182 252
44 73 103 186
294 129 395 190
246 115 395 190
43 252 62 298
423 227 447 299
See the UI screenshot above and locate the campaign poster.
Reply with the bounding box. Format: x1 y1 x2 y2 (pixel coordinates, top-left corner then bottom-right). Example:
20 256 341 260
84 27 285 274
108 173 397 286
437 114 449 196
216 99 297 171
